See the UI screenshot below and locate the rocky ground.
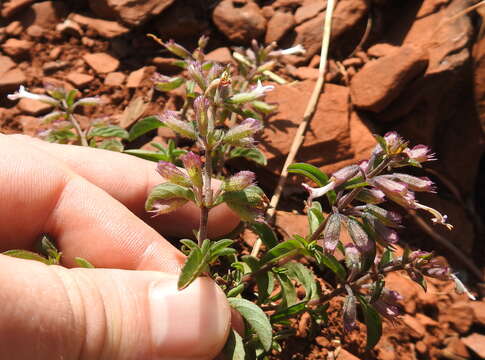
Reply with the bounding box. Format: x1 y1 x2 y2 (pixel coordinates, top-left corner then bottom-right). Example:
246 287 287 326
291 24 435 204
1 0 485 359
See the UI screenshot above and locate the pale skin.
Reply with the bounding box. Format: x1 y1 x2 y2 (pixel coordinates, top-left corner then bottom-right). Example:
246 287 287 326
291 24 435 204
0 134 242 360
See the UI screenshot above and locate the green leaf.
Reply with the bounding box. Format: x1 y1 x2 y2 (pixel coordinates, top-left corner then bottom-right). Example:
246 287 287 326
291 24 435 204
378 249 393 270
177 245 210 290
227 283 245 298
123 149 170 162
271 301 307 323
45 129 77 143
373 134 387 153
288 163 336 204
2 250 49 264
285 262 319 301
145 183 195 213
222 185 268 223
128 116 163 141
229 147 267 166
41 236 61 264
308 201 325 235
223 329 246 360
313 251 347 282
74 257 95 268
250 223 278 249
260 239 302 264
241 255 273 303
276 272 297 308
65 89 79 108
357 296 382 349
251 100 277 115
228 298 273 352
98 139 124 152
87 125 129 139
154 77 185 92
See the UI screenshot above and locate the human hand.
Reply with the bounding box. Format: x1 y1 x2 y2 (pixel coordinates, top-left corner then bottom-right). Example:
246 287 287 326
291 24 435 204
0 134 241 360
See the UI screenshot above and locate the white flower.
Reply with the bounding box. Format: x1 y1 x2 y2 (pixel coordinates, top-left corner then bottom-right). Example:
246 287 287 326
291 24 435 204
414 203 453 230
450 273 476 301
279 44 306 56
302 181 336 204
252 80 274 98
7 85 60 106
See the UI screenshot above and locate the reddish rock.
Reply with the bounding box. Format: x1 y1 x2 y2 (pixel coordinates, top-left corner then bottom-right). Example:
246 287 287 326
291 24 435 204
104 72 126 86
367 43 399 58
126 67 146 88
0 56 16 74
0 68 26 93
261 5 274 19
1 39 32 58
275 211 308 239
1 0 34 18
401 315 425 339
474 32 485 133
18 98 52 116
88 0 175 27
26 25 45 39
83 52 120 74
265 9 295 44
439 302 474 334
213 0 267 44
66 72 94 88
151 57 182 74
442 337 470 359
18 1 68 29
291 66 319 80
272 0 304 8
155 2 208 40
205 47 233 64
5 21 23 36
292 0 368 61
257 81 375 183
462 333 485 358
294 0 325 24
69 13 129 39
49 47 62 60
56 19 83 37
350 46 428 112
338 349 361 360
42 61 69 74
18 116 42 136
470 300 485 326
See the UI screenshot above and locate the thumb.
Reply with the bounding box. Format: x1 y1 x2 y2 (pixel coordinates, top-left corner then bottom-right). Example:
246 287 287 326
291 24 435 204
0 254 231 360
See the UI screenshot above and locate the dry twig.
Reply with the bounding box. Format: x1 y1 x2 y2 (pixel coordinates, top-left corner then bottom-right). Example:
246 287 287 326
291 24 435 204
251 0 337 257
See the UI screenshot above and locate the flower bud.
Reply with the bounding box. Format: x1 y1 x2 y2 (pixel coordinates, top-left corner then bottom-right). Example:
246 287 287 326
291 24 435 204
386 173 436 192
164 39 192 59
343 295 357 333
156 161 191 187
224 171 256 192
384 131 408 155
228 80 274 104
404 145 436 163
331 165 360 186
193 95 210 136
153 73 185 92
346 217 372 253
187 61 206 90
355 188 386 204
365 204 402 227
369 176 416 208
223 118 262 146
198 35 209 49
320 213 342 253
158 111 196 139
145 183 194 216
180 152 203 189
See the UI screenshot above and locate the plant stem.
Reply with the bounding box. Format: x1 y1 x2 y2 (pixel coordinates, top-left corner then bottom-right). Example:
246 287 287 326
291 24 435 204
199 145 213 246
69 113 88 147
241 252 299 284
308 263 404 306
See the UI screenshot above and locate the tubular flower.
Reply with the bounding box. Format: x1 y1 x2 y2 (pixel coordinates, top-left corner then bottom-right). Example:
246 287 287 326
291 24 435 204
369 176 416 208
414 202 453 230
180 152 203 189
404 145 436 163
8 85 60 106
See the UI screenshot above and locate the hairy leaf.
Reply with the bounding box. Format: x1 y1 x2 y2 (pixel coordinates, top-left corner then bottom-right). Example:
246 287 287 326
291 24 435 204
87 125 129 139
250 222 278 249
271 301 307 323
260 239 302 264
308 201 325 235
128 116 163 141
228 298 273 351
285 262 319 301
358 296 382 349
177 242 210 290
223 329 246 360
2 250 49 264
229 147 267 166
74 257 95 268
98 139 124 152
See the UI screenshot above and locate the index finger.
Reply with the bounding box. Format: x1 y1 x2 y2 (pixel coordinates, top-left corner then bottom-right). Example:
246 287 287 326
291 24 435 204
10 135 241 239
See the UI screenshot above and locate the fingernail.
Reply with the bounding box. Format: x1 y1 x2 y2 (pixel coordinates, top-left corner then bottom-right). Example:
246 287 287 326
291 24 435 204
149 276 231 359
